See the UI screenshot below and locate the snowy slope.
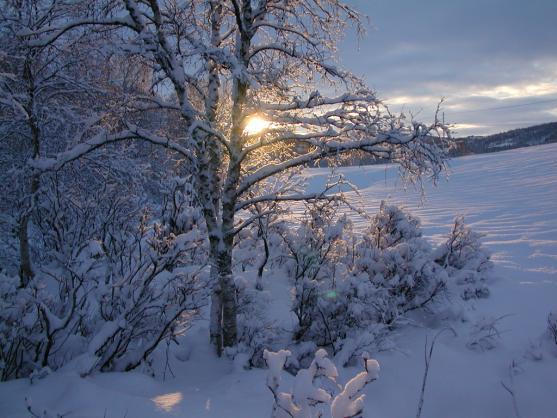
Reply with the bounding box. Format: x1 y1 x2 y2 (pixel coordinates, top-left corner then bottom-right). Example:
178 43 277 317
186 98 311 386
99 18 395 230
302 142 557 417
1 144 556 418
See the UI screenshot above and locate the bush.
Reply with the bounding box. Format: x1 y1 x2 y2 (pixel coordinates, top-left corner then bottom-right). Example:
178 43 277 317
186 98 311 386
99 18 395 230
0 182 208 381
433 216 493 300
232 278 279 368
278 201 352 342
466 315 507 351
367 201 422 250
264 348 379 418
277 203 491 364
548 310 557 346
349 203 447 325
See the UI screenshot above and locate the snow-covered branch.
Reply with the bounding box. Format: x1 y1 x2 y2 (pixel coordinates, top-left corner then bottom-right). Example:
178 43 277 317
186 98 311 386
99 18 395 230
259 92 377 112
236 191 339 212
264 348 379 418
29 126 193 172
24 16 136 47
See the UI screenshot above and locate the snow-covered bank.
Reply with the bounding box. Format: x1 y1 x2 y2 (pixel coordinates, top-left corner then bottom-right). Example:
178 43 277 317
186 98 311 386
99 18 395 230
1 143 556 418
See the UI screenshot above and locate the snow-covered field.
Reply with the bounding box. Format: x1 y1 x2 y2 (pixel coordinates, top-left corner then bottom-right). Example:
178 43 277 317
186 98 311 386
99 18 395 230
1 143 556 418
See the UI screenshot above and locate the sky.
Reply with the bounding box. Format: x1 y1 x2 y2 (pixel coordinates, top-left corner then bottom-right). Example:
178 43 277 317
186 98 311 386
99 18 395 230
340 0 557 136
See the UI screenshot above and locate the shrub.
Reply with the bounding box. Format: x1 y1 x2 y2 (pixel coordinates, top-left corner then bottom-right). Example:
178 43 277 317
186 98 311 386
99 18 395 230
434 216 492 300
233 278 279 368
548 310 557 346
268 204 491 366
278 201 352 342
0 183 207 381
279 203 447 362
351 203 447 324
264 348 379 418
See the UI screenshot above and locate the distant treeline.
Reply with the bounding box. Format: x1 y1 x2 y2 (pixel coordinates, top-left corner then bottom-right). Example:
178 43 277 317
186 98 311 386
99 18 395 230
321 122 557 167
448 121 557 157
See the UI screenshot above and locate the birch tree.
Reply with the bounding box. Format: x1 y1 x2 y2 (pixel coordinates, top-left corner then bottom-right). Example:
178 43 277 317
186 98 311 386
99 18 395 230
25 0 449 354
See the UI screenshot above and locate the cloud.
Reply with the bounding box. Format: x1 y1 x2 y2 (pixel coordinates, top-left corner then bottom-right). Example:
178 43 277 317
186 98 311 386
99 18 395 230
341 0 557 134
471 82 557 100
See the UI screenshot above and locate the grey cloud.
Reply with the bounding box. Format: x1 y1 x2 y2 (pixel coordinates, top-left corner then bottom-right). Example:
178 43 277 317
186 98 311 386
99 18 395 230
341 0 557 134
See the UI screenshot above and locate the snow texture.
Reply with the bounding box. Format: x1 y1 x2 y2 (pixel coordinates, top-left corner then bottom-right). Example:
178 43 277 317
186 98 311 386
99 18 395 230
1 144 556 418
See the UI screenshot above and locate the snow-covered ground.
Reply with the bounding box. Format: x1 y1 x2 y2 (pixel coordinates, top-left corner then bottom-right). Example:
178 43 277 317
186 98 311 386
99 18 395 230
1 143 556 418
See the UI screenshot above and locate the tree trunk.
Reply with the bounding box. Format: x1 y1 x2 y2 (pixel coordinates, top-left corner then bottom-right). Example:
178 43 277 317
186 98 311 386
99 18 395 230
204 0 226 354
18 172 39 288
256 236 269 290
209 265 223 355
208 241 238 355
18 214 33 287
18 58 40 287
216 246 237 350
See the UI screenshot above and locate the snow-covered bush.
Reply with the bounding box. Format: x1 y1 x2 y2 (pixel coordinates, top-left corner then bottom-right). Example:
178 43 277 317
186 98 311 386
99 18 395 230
0 184 208 381
0 273 28 381
278 201 352 341
231 198 287 287
466 315 507 351
332 326 393 368
548 310 557 346
233 279 279 368
331 354 380 418
523 310 557 361
352 203 447 325
367 201 422 250
160 176 203 236
285 272 393 364
276 202 453 364
25 397 63 418
267 348 338 418
77 219 208 375
280 201 351 283
272 202 493 366
434 216 493 300
234 227 260 272
264 348 379 418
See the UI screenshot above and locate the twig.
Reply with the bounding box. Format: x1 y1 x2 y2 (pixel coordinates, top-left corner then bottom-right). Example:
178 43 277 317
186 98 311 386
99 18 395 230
500 362 523 418
416 327 457 418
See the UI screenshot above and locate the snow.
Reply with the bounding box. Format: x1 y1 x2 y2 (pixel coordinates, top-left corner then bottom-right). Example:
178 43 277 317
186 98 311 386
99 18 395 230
292 368 331 404
264 349 291 387
312 349 339 380
1 143 557 417
331 360 380 418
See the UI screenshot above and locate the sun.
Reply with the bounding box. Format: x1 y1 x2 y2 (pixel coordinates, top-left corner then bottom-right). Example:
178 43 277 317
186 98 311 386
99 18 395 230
244 115 269 136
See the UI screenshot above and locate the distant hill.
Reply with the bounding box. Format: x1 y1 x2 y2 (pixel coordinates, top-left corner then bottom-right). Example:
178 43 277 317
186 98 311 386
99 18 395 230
448 122 557 157
316 122 557 167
